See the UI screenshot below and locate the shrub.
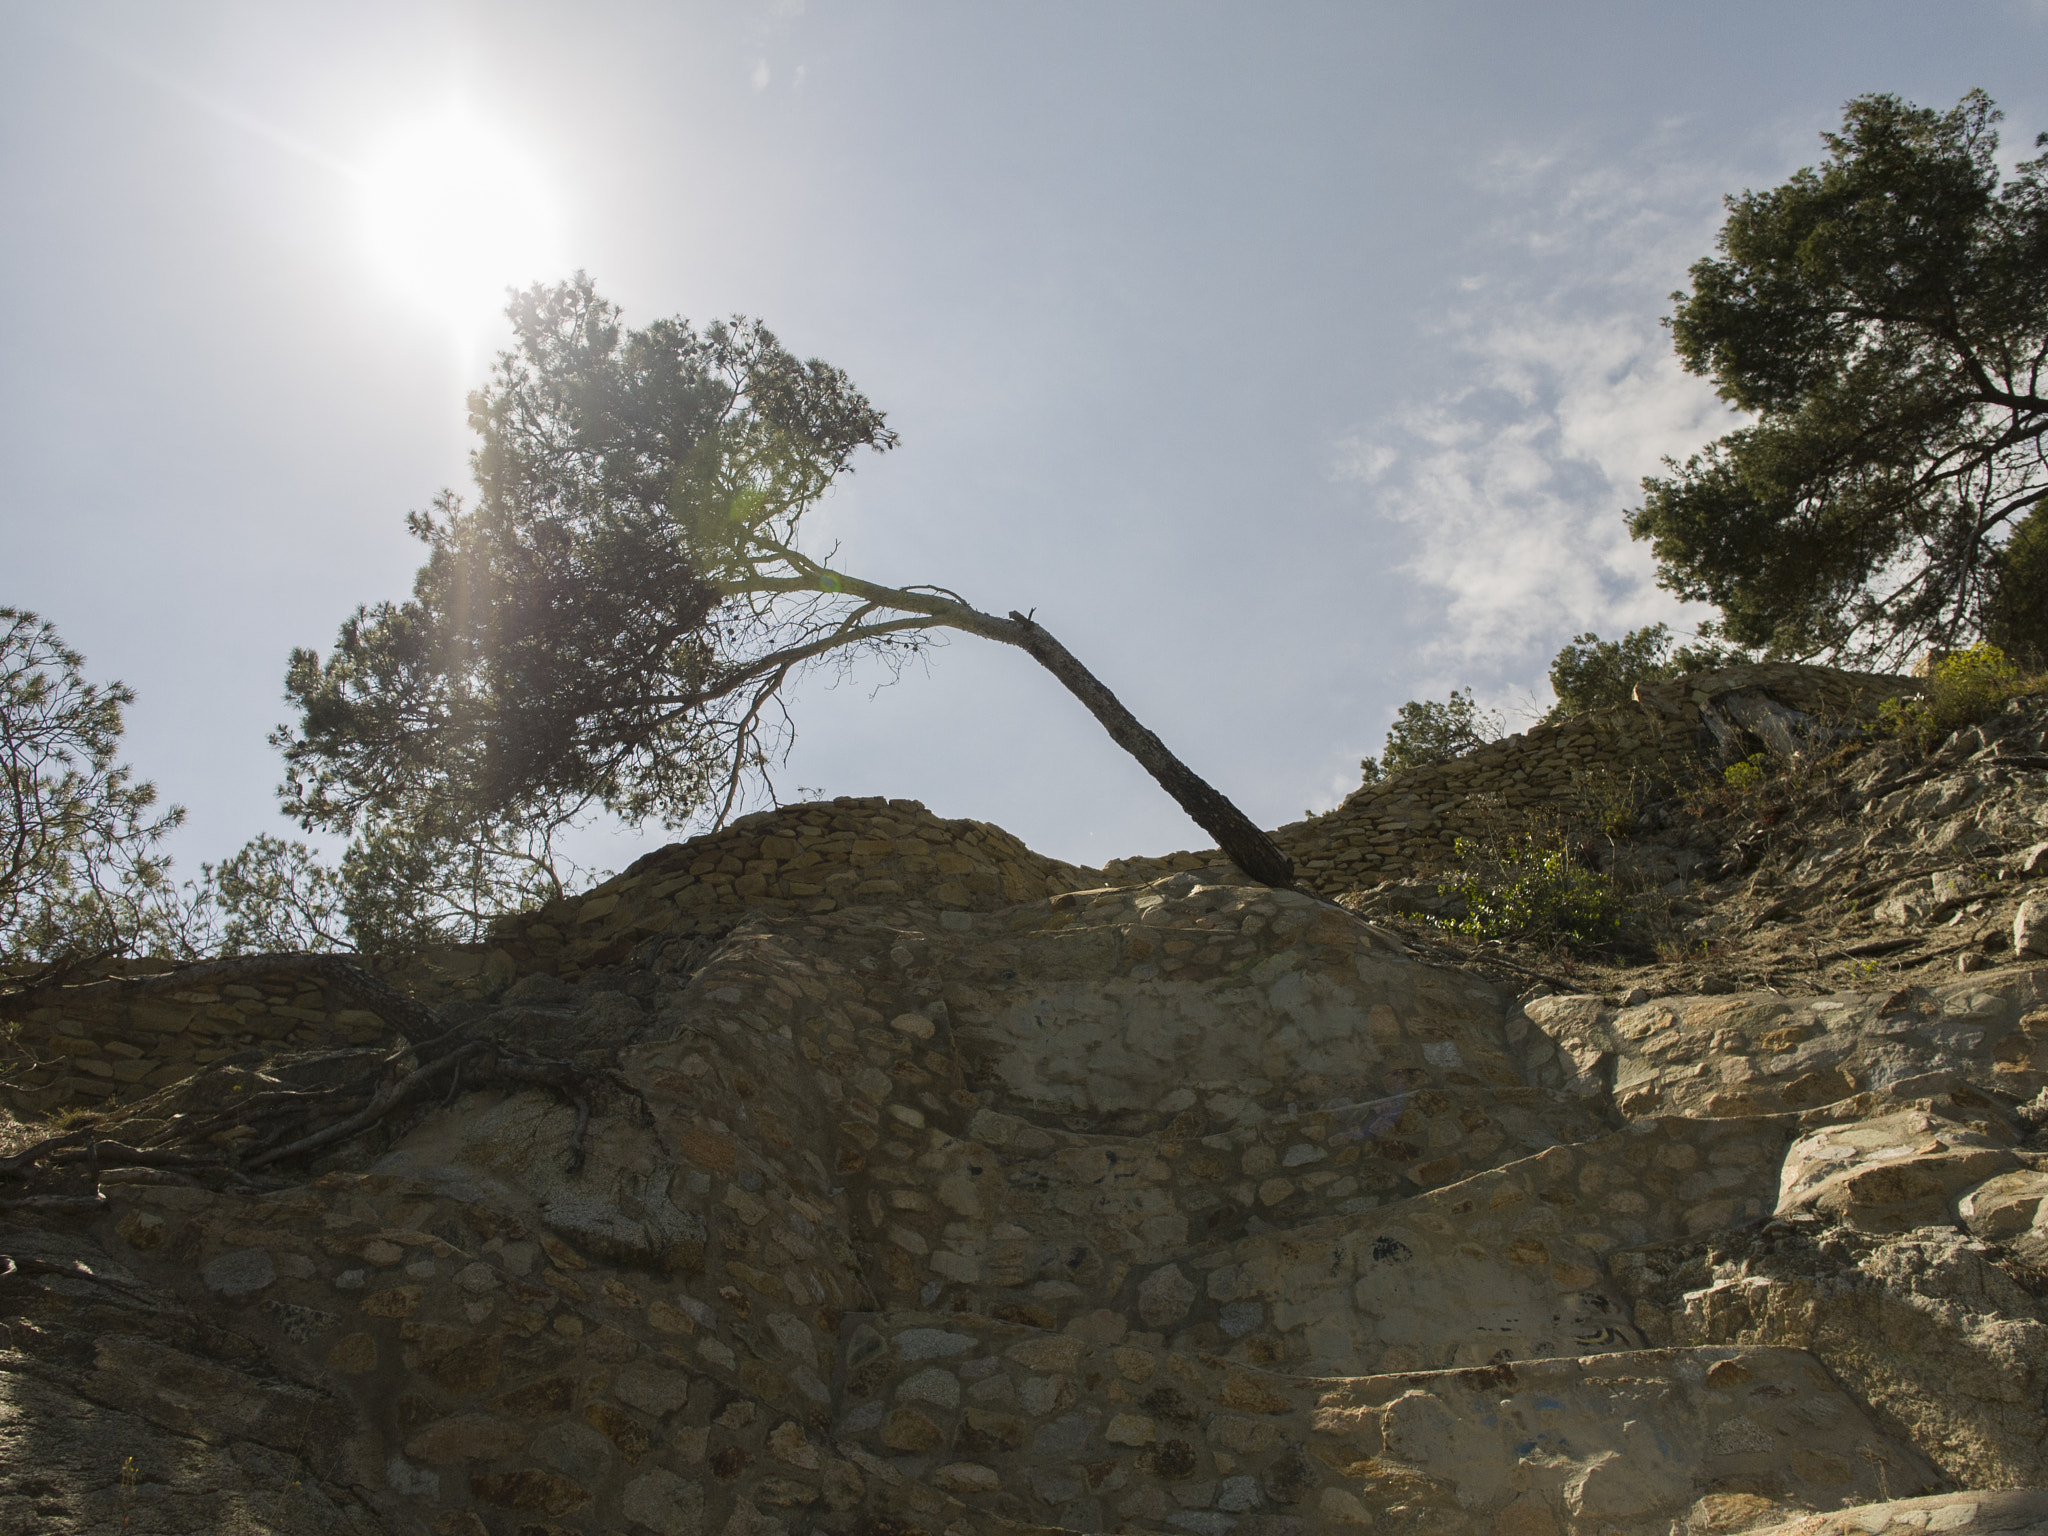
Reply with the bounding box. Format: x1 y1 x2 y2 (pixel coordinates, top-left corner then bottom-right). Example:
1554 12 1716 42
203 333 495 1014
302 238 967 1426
1722 753 1770 793
1359 690 1502 782
1876 643 2036 753
1436 834 1626 951
1546 623 1749 719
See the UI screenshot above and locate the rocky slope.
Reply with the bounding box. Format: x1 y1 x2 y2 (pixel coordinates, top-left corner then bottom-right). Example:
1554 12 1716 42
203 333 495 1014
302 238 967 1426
7 673 2048 1536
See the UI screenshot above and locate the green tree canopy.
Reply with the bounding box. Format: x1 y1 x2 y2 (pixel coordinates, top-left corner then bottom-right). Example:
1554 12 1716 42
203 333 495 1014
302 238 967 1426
0 609 190 968
1359 689 1503 782
1546 624 1747 718
1629 90 2048 666
1986 507 2048 668
276 278 1292 929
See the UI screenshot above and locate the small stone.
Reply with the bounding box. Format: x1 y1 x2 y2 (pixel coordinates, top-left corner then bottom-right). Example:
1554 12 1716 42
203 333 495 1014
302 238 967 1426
1959 952 1992 973
1139 1264 1197 1328
895 1327 976 1360
1006 1335 1084 1372
116 1210 165 1249
455 1261 502 1294
1319 1487 1373 1525
202 1248 276 1297
1106 1413 1156 1446
620 1469 705 1536
896 1367 961 1408
531 1421 614 1485
2017 900 2048 957
767 1420 820 1470
1032 1411 1091 1453
1216 1475 1263 1512
468 1469 591 1517
585 1401 652 1461
1218 1301 1263 1338
613 1363 692 1416
2020 841 2048 877
1705 1359 1754 1388
1018 1375 1065 1416
1112 1346 1157 1383
362 1285 423 1318
935 1461 1001 1493
890 1012 937 1040
326 1333 378 1373
404 1414 524 1464
754 1477 820 1509
1064 1308 1128 1344
882 1408 944 1452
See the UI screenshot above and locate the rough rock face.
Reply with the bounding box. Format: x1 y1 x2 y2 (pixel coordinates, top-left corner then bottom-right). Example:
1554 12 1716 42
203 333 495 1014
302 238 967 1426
10 734 2048 1533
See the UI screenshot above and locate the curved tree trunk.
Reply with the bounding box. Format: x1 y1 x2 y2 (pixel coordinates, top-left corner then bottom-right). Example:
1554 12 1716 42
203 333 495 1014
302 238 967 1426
790 574 1296 887
995 611 1295 888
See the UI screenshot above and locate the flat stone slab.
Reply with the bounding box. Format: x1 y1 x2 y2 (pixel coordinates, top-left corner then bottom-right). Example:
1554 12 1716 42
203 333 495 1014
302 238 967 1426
832 1310 1937 1536
1521 972 2048 1118
1105 1112 1793 1374
1749 1489 2048 1535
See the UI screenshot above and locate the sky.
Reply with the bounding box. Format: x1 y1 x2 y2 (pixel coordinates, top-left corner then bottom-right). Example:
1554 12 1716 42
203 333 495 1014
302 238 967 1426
4 1 2045 882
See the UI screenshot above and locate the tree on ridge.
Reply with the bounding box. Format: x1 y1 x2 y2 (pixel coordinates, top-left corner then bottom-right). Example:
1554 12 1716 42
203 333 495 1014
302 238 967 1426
275 277 1292 933
1629 89 2048 667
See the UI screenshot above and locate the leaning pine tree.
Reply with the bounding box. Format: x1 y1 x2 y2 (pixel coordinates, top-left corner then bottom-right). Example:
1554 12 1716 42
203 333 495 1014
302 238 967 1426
276 277 1292 913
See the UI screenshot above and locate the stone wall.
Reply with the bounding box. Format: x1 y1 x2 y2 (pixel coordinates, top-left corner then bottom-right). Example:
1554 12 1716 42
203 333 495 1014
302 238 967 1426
1 669 1922 1111
1 961 404 1112
1 796 1107 1111
16 725 2048 1534
1105 661 1920 894
491 795 1106 981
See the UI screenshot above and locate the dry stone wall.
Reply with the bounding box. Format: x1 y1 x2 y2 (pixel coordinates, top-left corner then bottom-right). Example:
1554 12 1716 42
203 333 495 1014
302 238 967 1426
2 961 405 1112
1106 662 1919 894
17 666 2048 1536
0 796 1104 1114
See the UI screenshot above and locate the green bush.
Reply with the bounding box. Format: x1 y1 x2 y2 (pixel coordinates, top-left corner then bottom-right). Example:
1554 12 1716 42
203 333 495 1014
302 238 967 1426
1359 689 1502 782
1436 835 1626 951
1987 507 2048 671
1722 753 1770 792
1876 643 2034 753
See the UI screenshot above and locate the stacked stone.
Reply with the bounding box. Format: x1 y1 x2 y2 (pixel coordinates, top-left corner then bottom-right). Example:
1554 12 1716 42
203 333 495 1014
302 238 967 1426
2 965 399 1111
1516 971 2048 1120
0 796 1102 1111
1108 661 1919 896
828 1319 1931 1535
492 796 1103 980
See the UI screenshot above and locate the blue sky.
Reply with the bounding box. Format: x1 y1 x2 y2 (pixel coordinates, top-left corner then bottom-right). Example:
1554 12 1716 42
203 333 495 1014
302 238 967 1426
4 1 2044 877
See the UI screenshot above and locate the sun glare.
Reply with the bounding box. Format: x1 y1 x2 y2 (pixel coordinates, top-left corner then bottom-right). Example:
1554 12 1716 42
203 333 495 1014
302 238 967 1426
357 111 561 325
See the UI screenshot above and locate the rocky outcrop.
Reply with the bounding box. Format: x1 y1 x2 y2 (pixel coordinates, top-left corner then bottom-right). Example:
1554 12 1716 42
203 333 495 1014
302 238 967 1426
11 669 2048 1535
1115 662 1918 891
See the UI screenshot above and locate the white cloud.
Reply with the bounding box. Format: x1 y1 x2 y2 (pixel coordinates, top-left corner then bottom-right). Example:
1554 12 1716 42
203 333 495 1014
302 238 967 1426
750 58 771 92
1338 129 1748 691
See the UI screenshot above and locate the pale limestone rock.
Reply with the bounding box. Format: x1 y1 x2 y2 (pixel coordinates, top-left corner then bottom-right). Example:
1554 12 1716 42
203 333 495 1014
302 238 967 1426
621 1470 704 1536
2018 899 2048 957
1778 1111 2020 1231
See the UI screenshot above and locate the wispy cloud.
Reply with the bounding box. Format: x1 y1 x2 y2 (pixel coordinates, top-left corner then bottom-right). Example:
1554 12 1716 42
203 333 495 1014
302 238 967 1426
1336 129 1751 699
747 0 806 90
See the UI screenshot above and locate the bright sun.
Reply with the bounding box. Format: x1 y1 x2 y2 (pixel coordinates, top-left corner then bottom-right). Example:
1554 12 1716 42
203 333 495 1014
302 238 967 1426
356 111 561 322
